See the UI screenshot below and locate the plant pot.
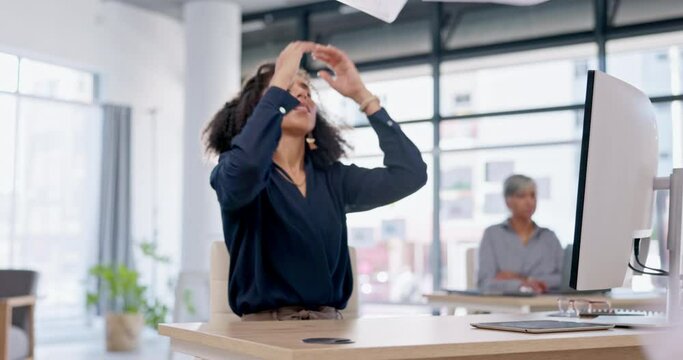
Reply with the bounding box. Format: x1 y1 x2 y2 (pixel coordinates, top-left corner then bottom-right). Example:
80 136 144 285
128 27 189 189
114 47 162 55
105 312 144 352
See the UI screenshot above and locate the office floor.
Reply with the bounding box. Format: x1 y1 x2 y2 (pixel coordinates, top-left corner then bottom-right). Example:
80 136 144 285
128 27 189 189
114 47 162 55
35 303 434 359
35 336 185 360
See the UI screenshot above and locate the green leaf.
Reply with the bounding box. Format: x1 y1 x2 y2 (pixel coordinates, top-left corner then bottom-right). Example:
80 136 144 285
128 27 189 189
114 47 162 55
183 289 197 315
142 299 170 329
86 292 99 307
139 242 171 264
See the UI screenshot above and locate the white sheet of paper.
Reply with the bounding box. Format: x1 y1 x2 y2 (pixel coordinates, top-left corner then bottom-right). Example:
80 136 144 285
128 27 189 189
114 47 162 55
337 0 408 23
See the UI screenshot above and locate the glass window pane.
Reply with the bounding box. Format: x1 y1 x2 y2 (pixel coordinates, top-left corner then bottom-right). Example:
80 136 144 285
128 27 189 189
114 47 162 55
607 35 683 97
19 58 94 102
440 46 597 116
346 155 433 303
655 102 678 176
242 18 298 78
310 2 431 64
440 110 582 151
440 144 580 290
0 52 18 92
344 122 433 157
313 65 433 125
611 0 683 27
444 0 594 50
13 98 102 321
439 103 677 290
0 94 17 266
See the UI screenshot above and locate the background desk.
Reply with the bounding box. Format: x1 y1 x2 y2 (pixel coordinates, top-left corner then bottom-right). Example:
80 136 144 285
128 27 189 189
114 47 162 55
424 291 665 315
159 313 660 360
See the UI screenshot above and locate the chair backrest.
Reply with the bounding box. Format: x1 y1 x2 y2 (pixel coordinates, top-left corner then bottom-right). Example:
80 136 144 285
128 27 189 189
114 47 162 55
0 270 38 330
209 241 359 325
465 247 479 289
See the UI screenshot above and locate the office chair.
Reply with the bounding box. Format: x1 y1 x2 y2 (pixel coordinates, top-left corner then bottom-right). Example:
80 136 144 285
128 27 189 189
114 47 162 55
0 270 38 360
208 241 359 326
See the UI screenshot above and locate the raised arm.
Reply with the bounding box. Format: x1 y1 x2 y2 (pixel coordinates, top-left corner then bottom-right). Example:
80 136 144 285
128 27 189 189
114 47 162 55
210 88 299 211
313 45 427 212
338 110 427 212
210 42 316 211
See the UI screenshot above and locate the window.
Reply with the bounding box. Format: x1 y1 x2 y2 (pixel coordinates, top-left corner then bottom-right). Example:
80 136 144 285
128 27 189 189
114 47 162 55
344 123 433 157
12 99 102 321
242 18 299 78
440 45 597 116
440 111 582 150
1 53 101 322
607 33 683 168
438 45 617 291
440 144 580 290
610 0 683 27
0 94 17 265
240 0 683 302
654 102 677 175
443 0 594 50
19 59 95 103
607 33 683 98
0 52 19 92
346 156 434 303
311 62 435 302
313 65 433 126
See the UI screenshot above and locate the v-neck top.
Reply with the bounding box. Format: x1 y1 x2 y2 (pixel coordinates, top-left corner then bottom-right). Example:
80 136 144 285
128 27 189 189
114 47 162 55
210 87 428 316
477 219 564 293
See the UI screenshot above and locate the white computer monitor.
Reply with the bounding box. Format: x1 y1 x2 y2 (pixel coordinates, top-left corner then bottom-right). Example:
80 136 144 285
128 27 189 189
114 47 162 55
570 70 659 291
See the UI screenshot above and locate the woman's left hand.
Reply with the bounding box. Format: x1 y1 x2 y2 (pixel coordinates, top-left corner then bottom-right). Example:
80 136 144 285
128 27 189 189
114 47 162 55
313 45 373 105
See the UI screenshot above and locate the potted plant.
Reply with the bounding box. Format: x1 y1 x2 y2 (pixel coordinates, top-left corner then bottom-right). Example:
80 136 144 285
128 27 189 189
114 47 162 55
86 242 195 352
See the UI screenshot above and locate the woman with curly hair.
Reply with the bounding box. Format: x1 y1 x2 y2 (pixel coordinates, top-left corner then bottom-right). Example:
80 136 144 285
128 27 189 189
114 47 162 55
205 41 427 321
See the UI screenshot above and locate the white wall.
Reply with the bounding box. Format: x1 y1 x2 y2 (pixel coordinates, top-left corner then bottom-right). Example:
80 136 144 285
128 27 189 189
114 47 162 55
0 0 185 301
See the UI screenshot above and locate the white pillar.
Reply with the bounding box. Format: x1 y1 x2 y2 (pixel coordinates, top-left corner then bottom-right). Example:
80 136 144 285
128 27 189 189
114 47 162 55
177 1 241 321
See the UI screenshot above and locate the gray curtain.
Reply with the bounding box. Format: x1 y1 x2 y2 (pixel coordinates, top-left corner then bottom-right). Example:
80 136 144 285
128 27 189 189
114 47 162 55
97 104 133 312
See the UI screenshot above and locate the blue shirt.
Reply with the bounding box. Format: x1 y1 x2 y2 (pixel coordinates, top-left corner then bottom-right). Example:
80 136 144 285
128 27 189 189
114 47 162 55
210 87 427 316
477 220 564 293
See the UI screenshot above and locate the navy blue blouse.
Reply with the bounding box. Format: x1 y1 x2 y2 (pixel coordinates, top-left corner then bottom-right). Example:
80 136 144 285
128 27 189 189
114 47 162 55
210 87 427 316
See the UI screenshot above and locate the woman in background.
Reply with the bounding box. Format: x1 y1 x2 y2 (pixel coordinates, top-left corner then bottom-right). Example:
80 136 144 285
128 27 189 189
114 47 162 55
204 42 427 320
477 174 564 294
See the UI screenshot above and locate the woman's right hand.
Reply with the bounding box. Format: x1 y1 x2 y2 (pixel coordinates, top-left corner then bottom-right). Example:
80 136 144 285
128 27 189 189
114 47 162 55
269 41 318 90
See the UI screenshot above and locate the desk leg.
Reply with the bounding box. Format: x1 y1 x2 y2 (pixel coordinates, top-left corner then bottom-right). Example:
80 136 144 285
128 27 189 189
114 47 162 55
431 305 456 316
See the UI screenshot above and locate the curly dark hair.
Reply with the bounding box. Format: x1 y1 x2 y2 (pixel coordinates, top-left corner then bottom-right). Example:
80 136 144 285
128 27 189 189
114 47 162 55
203 63 348 169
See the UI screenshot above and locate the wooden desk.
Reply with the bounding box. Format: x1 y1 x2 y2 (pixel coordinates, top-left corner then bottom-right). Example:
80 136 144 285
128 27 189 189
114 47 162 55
159 313 661 360
424 291 665 315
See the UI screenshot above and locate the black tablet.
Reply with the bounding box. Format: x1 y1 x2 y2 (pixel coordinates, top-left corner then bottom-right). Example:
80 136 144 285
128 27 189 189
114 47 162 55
471 320 614 334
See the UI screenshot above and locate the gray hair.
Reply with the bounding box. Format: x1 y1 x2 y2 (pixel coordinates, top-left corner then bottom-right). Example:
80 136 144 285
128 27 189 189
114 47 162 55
503 174 536 198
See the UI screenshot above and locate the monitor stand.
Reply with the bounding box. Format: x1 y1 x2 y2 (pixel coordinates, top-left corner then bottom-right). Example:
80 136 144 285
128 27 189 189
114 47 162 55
582 169 683 328
653 168 683 324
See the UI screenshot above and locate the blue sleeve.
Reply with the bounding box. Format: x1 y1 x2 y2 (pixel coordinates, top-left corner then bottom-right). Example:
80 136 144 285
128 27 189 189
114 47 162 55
340 108 428 213
477 230 523 293
210 87 300 211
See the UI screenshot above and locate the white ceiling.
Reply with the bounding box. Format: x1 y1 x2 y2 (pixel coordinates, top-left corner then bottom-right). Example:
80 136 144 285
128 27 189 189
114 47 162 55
114 0 324 20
